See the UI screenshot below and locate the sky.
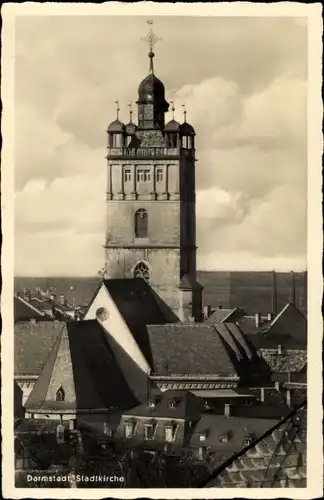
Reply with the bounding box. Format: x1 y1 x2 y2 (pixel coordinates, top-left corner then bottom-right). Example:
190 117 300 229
14 15 307 276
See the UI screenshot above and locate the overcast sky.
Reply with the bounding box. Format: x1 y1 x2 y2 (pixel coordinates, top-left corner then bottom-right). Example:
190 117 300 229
14 15 307 276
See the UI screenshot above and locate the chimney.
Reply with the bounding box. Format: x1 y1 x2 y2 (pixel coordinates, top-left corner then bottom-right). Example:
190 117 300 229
23 288 31 301
255 313 261 328
275 381 280 392
59 294 66 306
72 298 76 308
224 403 231 417
69 419 75 431
267 313 273 322
203 305 211 320
218 304 223 310
260 387 265 402
277 344 283 355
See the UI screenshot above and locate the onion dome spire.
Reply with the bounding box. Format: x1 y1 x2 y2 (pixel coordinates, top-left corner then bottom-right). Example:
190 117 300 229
180 103 195 136
125 102 137 135
107 99 125 133
165 100 180 132
142 20 161 75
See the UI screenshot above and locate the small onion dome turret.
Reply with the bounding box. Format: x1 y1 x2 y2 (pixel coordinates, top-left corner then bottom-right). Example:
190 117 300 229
107 120 125 134
125 121 137 135
180 122 195 136
164 119 181 132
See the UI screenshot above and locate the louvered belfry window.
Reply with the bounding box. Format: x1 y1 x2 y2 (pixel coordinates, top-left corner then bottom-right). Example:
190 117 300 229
134 209 148 238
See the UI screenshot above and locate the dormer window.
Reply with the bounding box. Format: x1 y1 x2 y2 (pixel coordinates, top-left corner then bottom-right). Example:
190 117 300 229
56 387 65 402
148 399 156 408
164 423 177 443
168 399 177 409
198 431 207 442
219 433 229 443
144 423 156 440
243 435 254 446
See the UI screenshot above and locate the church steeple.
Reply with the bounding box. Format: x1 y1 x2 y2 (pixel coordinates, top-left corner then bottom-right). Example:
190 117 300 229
137 20 169 130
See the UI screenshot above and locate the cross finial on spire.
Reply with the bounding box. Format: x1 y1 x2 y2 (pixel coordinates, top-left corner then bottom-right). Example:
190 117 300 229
170 101 175 120
128 102 133 123
182 104 187 122
115 100 120 121
141 20 161 74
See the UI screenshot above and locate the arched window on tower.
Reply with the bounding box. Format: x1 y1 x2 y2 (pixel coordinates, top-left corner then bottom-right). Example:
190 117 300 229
133 262 151 284
134 209 148 238
56 387 65 402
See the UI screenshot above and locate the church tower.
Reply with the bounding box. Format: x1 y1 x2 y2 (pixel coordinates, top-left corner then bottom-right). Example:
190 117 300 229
104 21 202 322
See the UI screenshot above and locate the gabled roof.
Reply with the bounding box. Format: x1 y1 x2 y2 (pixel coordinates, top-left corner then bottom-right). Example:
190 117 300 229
206 308 246 325
15 321 65 376
84 279 168 365
26 320 138 413
267 303 307 340
123 390 204 420
14 296 46 322
146 324 238 378
205 403 307 488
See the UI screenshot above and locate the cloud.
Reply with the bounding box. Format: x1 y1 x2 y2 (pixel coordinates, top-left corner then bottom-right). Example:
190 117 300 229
13 16 307 275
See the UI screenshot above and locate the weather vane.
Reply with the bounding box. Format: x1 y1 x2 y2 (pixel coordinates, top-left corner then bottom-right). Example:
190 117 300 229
115 100 120 120
142 20 162 52
170 101 176 120
128 102 133 122
182 104 187 122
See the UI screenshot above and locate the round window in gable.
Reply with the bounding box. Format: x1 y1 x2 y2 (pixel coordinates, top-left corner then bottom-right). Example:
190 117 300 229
96 307 109 321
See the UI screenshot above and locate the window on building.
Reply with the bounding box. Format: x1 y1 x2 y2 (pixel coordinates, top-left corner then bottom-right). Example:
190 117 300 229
243 435 253 446
124 421 134 439
134 209 148 238
167 134 178 148
219 433 229 443
56 387 65 402
124 169 132 182
133 261 151 284
144 424 155 440
164 425 175 443
156 168 164 182
144 170 151 182
198 432 207 442
136 169 151 182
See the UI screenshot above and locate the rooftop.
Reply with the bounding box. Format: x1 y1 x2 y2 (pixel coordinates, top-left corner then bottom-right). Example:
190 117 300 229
204 403 307 488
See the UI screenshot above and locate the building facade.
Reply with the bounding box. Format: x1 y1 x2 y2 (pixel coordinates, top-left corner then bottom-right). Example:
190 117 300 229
104 26 202 322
